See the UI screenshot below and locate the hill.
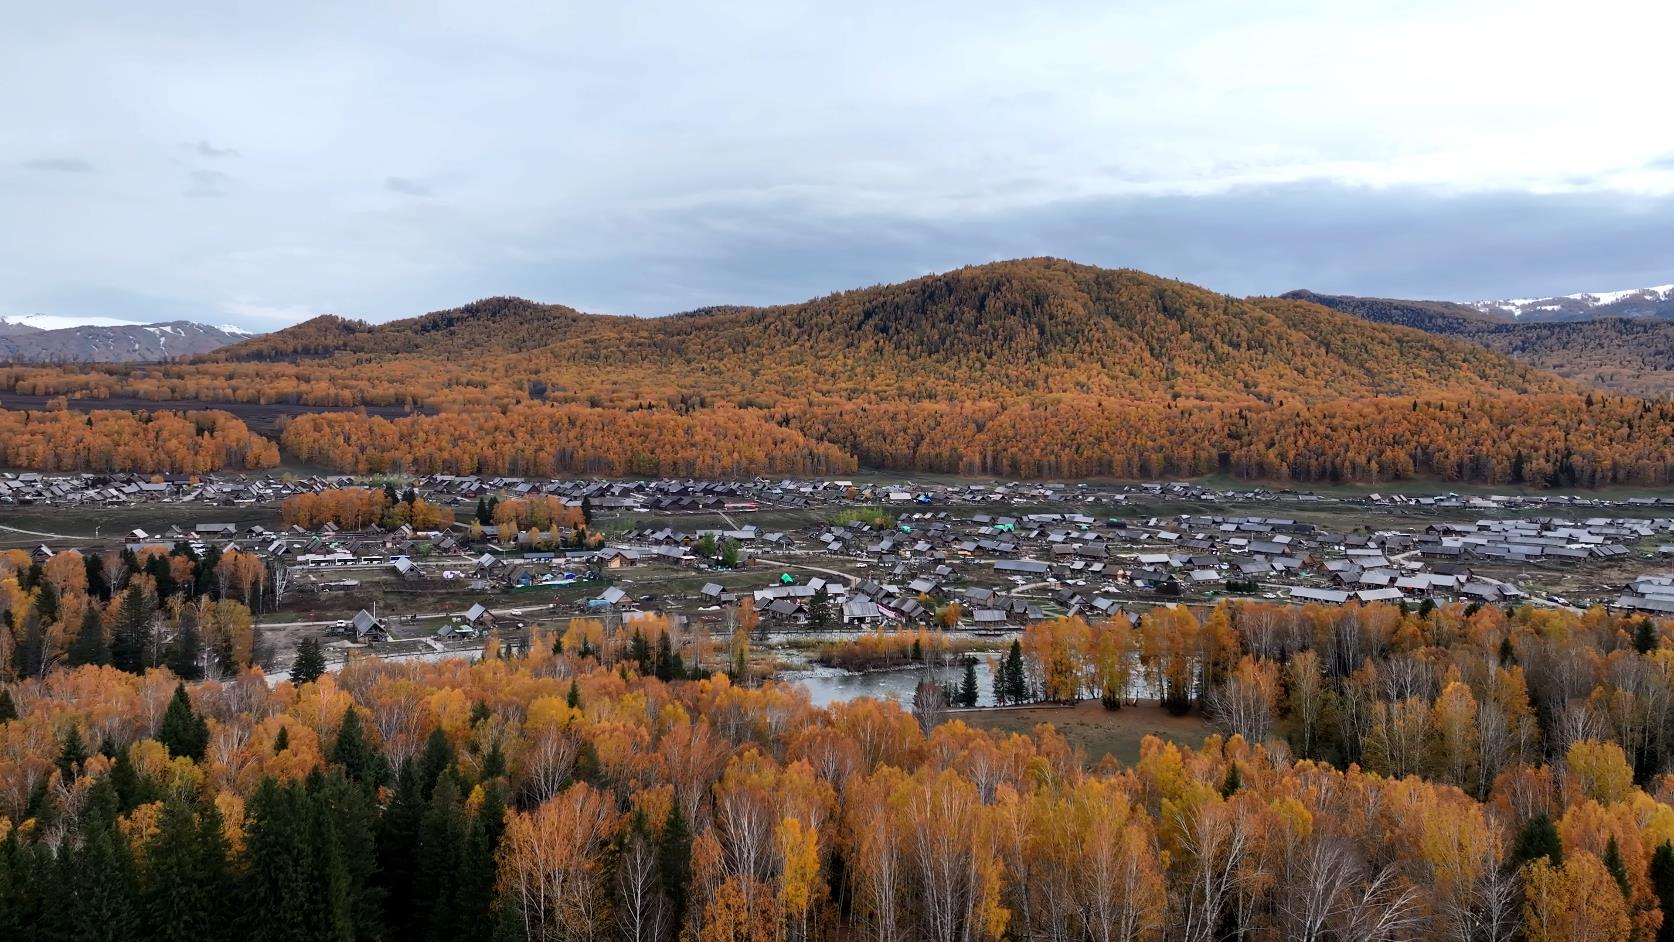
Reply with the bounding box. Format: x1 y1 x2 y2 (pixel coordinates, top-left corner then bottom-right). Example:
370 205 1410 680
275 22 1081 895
225 259 1561 406
0 318 251 362
1289 289 1674 394
1470 282 1674 322
6 259 1674 485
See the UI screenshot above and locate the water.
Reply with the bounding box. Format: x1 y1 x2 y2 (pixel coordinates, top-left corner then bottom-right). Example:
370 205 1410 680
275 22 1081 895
782 659 999 707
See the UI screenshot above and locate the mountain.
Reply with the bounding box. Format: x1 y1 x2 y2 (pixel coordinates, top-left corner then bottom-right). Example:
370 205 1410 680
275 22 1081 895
1467 283 1674 322
1285 288 1674 394
0 318 253 362
221 259 1561 405
15 258 1674 486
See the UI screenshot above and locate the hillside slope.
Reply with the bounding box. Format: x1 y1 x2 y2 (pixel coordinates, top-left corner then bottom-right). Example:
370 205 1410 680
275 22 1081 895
221 259 1563 406
1289 289 1674 394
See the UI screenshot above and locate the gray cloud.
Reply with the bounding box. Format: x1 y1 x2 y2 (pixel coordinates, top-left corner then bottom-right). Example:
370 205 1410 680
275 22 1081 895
384 176 434 197
195 140 238 158
21 157 94 173
184 168 231 198
3 1 1673 328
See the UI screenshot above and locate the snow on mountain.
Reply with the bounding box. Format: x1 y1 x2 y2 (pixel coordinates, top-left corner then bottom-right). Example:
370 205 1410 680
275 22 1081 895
0 313 145 331
0 319 257 362
1469 283 1674 322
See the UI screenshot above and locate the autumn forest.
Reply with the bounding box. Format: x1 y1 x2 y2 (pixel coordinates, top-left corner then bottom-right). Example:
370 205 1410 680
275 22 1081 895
1 259 1671 485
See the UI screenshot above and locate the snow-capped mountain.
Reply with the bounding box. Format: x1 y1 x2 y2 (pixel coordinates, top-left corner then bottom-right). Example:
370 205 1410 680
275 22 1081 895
0 317 257 362
1468 283 1674 323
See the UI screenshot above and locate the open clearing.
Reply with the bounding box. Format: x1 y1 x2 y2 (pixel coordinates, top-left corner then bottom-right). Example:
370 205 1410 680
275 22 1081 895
963 699 1211 766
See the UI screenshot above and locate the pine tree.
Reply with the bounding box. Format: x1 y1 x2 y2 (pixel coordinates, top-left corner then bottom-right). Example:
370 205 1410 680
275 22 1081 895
629 631 653 672
240 778 316 942
57 724 89 781
1512 813 1563 867
655 630 683 681
958 659 979 707
1003 640 1029 703
413 772 466 939
1651 841 1674 942
475 496 491 525
46 779 139 940
441 780 506 942
1221 762 1242 797
377 761 427 939
1636 618 1661 654
31 580 58 628
273 725 290 754
808 586 833 630
0 687 15 723
992 661 1009 706
69 604 110 667
659 798 693 933
109 747 157 813
1605 835 1631 897
11 612 44 680
329 707 386 790
289 636 327 686
566 678 582 710
307 770 383 941
143 795 233 942
158 684 210 762
167 609 204 681
111 582 156 675
416 728 455 800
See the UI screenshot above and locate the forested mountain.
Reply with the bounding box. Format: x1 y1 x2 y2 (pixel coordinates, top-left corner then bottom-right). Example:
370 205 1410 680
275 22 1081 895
1470 282 1674 321
219 260 1558 405
6 259 1674 484
1289 289 1674 395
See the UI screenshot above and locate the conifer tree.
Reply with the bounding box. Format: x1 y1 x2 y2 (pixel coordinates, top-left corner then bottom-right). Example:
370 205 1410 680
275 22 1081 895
0 687 15 723
413 772 466 938
158 684 209 762
660 796 693 932
143 795 232 942
958 659 979 708
167 609 204 681
69 604 110 668
1651 841 1674 942
111 582 156 674
289 636 327 686
330 707 386 791
1512 813 1563 867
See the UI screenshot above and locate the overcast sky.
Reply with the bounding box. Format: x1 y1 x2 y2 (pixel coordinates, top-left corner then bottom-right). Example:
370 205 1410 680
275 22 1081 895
4 0 1673 329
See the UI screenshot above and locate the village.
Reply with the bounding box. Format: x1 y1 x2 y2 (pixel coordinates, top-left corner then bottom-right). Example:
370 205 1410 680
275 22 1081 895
2 469 1672 688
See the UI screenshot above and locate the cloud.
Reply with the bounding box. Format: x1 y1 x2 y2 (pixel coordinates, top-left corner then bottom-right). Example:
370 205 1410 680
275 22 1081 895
384 176 434 197
21 157 94 173
184 169 231 198
194 139 238 158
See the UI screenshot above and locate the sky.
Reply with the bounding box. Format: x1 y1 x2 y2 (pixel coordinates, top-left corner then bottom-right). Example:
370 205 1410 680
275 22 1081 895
3 0 1673 330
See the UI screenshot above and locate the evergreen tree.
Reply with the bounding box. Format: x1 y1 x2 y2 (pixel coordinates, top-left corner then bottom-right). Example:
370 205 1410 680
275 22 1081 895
0 687 15 723
158 684 210 763
289 636 327 686
566 678 583 710
479 739 507 782
1511 813 1563 867
111 582 156 675
45 779 139 941
1003 640 1029 703
659 798 693 933
1651 841 1674 942
1637 618 1661 654
85 552 110 602
57 724 89 781
109 747 157 813
329 707 387 790
439 780 506 942
808 586 833 630
240 778 317 942
629 630 653 672
273 725 290 754
958 659 979 708
416 728 455 800
1221 762 1242 797
377 760 427 940
69 604 110 667
992 662 1009 706
1497 635 1516 666
0 828 46 939
413 772 466 939
11 612 45 680
655 630 683 681
307 769 383 941
1605 835 1631 897
167 608 204 681
31 580 59 628
718 538 740 569
143 795 233 942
